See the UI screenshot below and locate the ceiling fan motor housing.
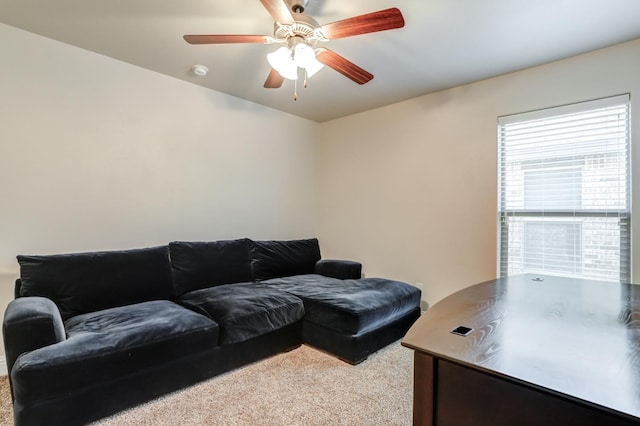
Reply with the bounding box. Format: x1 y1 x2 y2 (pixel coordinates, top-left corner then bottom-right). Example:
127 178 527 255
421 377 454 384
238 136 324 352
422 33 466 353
273 13 322 42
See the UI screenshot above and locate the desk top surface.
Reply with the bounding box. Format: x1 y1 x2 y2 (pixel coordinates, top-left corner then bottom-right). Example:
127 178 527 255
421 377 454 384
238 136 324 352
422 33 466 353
402 274 640 419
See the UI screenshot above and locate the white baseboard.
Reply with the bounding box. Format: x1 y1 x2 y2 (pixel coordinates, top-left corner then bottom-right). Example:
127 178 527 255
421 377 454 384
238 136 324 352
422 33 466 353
0 356 7 376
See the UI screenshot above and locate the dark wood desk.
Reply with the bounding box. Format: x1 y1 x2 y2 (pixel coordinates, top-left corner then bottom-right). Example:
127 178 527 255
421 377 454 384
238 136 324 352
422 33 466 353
402 274 640 426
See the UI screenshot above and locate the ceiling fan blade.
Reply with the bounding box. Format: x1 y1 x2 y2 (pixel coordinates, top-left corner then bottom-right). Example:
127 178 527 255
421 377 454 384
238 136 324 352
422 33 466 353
183 35 268 44
321 7 405 40
264 68 285 88
259 0 295 24
315 48 373 85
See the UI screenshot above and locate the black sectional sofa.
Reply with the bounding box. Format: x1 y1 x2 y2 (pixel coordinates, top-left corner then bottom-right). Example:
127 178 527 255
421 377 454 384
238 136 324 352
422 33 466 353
2 238 421 425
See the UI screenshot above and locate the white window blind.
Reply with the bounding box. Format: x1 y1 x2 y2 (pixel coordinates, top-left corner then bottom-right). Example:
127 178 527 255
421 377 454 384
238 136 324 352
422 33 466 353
498 94 631 282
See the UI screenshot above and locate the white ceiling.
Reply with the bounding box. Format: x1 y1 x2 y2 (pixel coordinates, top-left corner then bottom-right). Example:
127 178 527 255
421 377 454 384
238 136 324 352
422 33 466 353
2 0 640 122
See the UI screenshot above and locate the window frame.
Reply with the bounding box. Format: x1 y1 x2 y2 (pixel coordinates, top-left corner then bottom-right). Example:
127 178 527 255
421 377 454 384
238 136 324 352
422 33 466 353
497 94 631 282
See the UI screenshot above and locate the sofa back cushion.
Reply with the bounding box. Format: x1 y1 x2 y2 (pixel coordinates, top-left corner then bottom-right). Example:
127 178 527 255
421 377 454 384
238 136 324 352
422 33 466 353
169 239 253 296
17 246 173 321
250 238 321 281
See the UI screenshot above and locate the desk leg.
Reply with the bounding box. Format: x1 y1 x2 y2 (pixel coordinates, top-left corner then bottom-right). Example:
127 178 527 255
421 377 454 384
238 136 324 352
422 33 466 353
413 351 435 426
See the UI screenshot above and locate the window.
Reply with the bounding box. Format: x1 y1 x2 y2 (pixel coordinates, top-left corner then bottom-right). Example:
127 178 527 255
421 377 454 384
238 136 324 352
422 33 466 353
498 94 630 282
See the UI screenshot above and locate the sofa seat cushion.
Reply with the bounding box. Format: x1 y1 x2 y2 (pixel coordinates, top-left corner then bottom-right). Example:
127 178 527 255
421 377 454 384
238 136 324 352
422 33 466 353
263 274 421 335
11 300 219 404
177 283 305 345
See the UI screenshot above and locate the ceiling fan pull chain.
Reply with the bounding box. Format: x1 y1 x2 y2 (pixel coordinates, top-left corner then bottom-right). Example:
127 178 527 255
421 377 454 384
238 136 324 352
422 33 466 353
294 78 298 101
304 69 308 88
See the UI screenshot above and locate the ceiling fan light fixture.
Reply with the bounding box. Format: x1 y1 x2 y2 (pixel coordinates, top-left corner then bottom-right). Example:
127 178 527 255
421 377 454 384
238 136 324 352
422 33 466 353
267 40 324 82
304 52 324 78
293 42 315 68
267 46 298 80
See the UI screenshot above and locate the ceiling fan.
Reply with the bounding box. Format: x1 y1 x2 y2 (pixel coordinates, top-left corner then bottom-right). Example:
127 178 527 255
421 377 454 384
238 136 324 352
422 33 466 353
183 0 405 92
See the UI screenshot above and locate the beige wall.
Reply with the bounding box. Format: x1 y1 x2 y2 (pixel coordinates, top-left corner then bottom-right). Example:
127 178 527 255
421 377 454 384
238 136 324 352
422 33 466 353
0 24 320 357
318 38 640 306
0 23 320 268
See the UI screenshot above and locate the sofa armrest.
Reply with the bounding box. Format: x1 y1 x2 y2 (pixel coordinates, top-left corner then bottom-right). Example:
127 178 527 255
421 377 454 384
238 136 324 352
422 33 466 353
3 297 66 382
314 259 362 280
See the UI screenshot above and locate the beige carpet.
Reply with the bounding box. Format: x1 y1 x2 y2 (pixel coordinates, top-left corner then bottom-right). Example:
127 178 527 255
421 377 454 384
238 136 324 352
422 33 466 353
0 376 10 426
0 342 414 425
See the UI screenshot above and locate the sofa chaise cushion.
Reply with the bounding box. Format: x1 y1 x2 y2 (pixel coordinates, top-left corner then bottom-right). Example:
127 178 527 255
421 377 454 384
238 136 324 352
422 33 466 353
11 300 218 405
263 274 421 335
250 238 321 281
17 246 173 321
177 283 305 345
169 239 253 296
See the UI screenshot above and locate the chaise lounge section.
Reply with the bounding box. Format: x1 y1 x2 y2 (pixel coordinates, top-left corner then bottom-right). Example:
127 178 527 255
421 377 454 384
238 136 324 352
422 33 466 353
3 238 421 425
